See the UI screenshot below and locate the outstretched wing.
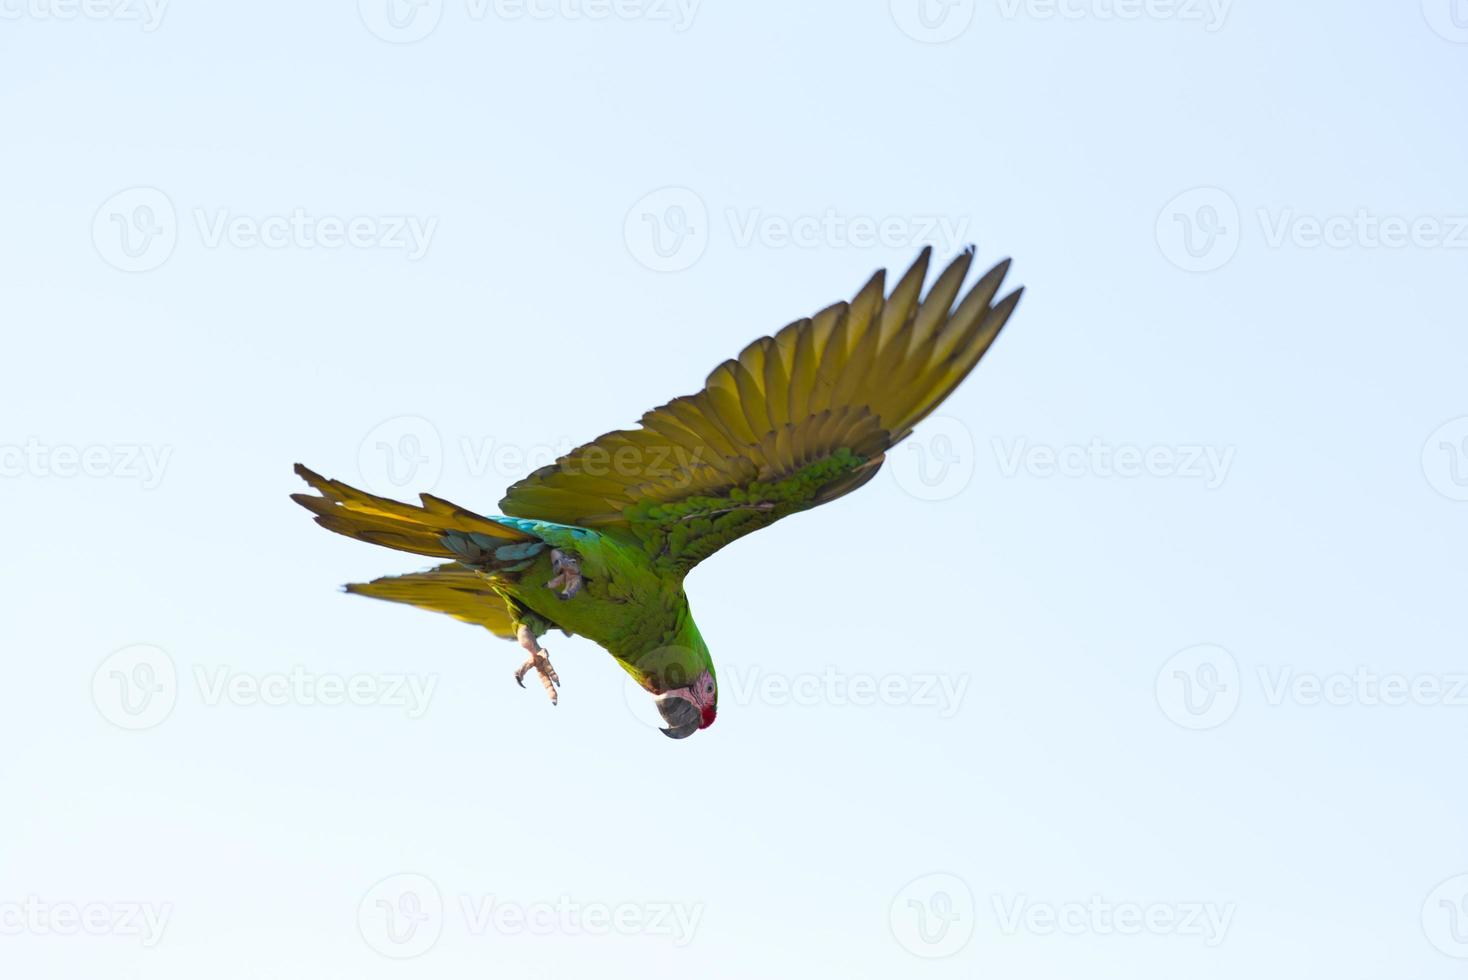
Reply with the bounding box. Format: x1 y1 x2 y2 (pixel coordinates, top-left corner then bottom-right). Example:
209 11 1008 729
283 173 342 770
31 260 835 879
498 247 1021 570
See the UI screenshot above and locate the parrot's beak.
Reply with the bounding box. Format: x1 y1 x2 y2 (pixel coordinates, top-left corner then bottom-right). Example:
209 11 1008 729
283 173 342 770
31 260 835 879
655 693 702 739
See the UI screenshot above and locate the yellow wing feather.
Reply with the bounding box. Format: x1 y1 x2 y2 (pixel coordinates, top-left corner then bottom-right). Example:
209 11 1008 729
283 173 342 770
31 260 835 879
292 464 531 558
346 564 518 639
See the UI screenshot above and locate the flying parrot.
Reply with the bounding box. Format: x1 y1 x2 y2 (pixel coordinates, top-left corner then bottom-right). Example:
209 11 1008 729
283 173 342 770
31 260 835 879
292 246 1021 738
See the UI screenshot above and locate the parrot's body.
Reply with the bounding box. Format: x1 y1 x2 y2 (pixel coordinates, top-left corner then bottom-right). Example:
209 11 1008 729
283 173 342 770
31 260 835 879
293 247 1021 738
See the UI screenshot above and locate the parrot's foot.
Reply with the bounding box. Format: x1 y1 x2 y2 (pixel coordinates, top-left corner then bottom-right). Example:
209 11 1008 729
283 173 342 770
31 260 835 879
514 623 560 705
545 549 582 600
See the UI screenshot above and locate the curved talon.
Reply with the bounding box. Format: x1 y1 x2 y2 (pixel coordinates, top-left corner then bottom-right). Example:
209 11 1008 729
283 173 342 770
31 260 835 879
515 624 561 705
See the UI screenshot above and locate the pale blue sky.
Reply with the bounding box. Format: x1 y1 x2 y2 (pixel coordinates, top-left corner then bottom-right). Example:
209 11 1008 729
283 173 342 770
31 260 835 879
4 2 1468 978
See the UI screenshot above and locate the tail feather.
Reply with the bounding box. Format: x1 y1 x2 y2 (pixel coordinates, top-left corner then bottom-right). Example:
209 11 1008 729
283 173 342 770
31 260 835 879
345 564 519 639
291 463 538 562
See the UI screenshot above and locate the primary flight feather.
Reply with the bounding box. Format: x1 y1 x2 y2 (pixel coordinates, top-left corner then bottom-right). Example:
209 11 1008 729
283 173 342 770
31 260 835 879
293 246 1022 738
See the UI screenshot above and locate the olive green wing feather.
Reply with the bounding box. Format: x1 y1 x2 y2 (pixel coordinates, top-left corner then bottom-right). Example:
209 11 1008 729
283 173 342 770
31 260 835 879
498 247 1021 570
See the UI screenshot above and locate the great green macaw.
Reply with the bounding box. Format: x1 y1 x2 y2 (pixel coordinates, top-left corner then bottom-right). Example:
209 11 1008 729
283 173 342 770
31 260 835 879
293 247 1021 738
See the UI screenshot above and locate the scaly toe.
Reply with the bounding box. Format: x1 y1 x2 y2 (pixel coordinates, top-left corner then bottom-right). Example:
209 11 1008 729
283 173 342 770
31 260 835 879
513 651 559 705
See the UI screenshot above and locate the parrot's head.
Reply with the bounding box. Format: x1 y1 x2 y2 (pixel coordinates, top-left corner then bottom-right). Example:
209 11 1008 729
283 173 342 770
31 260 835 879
633 628 718 739
652 668 717 740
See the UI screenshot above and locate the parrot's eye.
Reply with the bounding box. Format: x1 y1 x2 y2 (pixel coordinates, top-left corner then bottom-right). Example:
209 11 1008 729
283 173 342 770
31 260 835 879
703 677 716 696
